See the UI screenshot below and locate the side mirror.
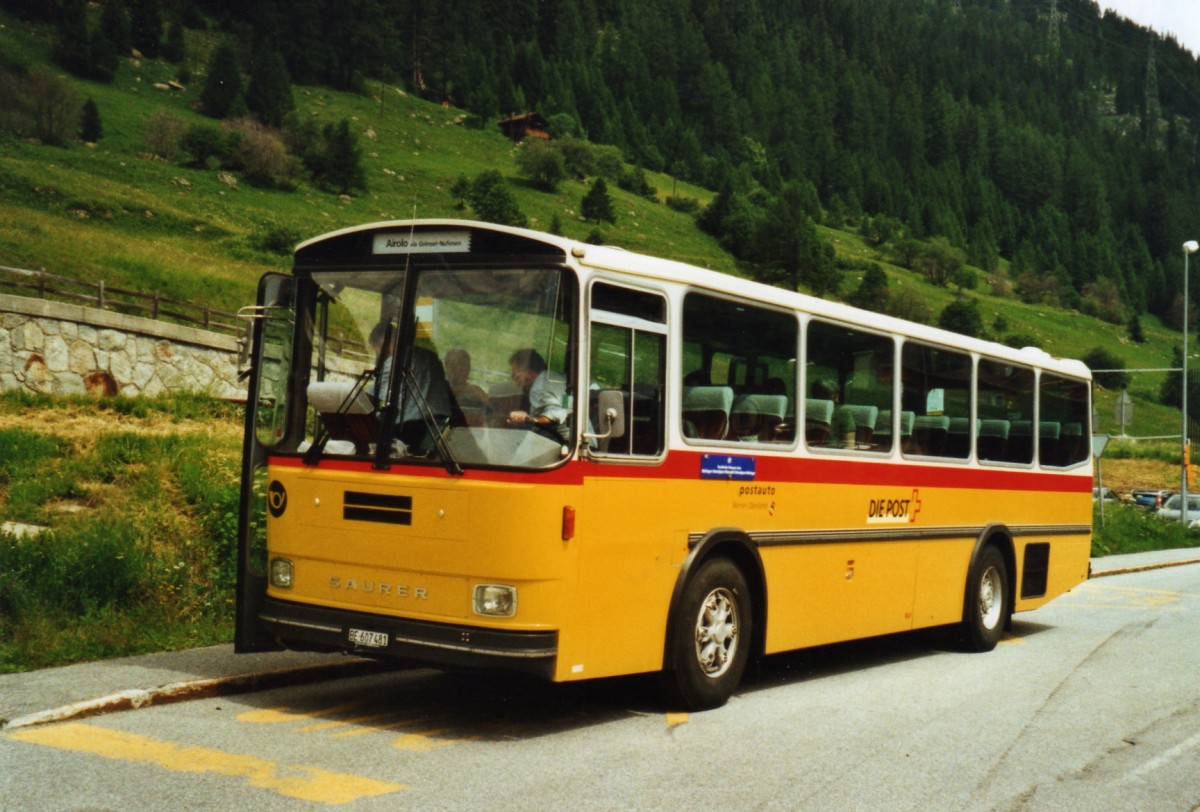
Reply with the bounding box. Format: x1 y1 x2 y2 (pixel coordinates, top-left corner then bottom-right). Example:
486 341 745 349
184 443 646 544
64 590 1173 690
585 389 626 440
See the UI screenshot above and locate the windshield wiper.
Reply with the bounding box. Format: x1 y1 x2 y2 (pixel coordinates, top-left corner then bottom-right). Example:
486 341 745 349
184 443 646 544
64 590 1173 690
392 367 463 476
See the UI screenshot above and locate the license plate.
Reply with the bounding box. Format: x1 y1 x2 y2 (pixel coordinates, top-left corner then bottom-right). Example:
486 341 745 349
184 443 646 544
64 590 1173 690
348 628 388 648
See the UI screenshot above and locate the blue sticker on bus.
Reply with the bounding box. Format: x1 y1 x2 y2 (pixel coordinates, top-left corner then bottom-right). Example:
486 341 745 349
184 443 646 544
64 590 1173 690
701 454 756 480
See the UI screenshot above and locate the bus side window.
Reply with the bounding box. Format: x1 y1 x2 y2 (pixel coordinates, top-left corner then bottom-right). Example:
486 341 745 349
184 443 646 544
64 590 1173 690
806 320 894 452
900 342 972 459
588 283 667 458
681 291 801 446
681 293 798 445
977 360 1034 465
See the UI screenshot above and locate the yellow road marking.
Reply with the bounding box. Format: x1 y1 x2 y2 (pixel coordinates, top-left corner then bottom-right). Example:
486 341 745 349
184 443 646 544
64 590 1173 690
235 697 480 751
299 710 418 733
1102 585 1195 598
392 728 474 751
332 717 419 739
1063 603 1183 612
237 697 378 725
666 713 689 728
1068 584 1187 610
7 722 404 804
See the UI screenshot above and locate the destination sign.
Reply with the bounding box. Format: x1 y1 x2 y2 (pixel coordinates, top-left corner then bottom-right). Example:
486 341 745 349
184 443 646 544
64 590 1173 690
373 230 471 254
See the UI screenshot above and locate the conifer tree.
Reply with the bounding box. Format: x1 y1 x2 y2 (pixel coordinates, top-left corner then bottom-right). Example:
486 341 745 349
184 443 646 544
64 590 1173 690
753 183 838 295
201 40 245 119
99 0 131 56
1127 313 1145 344
161 19 186 64
581 177 616 224
90 27 119 81
848 265 889 312
450 175 471 209
126 0 162 58
246 46 294 128
306 118 367 195
80 97 102 142
53 0 92 77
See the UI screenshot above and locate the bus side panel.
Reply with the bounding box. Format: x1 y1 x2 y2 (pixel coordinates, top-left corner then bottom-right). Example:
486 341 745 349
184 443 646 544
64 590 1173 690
1012 485 1092 612
566 475 927 670
757 478 920 653
760 541 919 653
1012 533 1090 612
911 538 974 629
908 480 1092 626
556 475 690 682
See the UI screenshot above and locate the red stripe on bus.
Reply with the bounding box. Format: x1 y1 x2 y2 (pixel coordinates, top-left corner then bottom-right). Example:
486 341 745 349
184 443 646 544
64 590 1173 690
267 450 1090 492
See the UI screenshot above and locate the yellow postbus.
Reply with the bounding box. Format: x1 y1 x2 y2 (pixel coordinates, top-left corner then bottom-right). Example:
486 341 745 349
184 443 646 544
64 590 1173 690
235 219 1092 709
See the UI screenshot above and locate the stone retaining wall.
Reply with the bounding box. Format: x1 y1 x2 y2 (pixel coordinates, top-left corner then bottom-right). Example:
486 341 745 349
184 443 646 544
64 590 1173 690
0 294 246 399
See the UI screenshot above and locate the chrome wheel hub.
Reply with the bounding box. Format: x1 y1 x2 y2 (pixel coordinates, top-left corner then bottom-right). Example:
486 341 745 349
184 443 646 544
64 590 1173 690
694 587 739 678
978 565 1003 630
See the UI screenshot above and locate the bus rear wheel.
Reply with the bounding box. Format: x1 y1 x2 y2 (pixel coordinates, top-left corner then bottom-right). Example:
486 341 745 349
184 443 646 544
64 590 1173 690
959 545 1009 652
664 557 751 711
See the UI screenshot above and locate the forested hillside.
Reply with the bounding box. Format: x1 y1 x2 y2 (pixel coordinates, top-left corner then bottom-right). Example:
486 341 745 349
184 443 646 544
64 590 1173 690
392 0 1200 323
4 0 1200 326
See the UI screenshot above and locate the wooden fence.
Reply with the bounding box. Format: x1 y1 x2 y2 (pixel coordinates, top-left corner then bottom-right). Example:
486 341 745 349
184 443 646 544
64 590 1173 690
0 264 244 338
0 264 371 361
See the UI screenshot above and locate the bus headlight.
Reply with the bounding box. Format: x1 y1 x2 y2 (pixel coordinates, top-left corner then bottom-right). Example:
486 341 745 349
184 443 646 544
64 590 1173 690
270 558 294 589
473 584 517 617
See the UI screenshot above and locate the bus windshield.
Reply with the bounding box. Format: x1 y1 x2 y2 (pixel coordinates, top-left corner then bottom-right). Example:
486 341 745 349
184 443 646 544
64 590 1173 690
303 265 576 470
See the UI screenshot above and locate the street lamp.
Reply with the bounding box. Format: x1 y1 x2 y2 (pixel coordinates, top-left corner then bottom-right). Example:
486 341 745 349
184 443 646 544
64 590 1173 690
1182 239 1199 526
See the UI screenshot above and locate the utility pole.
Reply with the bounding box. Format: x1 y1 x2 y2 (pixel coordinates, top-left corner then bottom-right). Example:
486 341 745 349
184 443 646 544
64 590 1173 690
1145 40 1161 129
1047 0 1062 54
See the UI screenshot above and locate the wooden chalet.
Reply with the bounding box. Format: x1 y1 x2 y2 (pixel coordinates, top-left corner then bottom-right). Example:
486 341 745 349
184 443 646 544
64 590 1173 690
498 112 550 141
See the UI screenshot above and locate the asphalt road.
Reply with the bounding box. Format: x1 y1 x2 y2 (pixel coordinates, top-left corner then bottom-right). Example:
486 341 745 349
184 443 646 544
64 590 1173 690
2 560 1199 810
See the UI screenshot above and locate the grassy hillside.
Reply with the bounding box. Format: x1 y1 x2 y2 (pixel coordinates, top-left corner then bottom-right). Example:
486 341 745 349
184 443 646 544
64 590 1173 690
0 12 1186 441
0 14 731 313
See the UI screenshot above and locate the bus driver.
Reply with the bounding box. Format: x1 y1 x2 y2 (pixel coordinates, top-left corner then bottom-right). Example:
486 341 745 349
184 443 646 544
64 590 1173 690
507 348 569 440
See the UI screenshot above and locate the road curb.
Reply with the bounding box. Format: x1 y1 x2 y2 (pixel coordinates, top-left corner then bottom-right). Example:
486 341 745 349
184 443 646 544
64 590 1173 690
1 657 388 731
1090 557 1200 579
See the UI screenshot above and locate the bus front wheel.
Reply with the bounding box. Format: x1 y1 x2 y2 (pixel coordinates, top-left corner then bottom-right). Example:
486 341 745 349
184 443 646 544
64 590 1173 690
664 557 751 711
959 545 1009 652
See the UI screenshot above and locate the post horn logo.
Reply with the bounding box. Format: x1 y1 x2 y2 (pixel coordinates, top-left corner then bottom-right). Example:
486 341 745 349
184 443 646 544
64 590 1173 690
267 480 287 518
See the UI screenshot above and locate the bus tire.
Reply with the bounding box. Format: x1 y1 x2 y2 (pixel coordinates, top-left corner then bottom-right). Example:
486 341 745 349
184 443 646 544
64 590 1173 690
959 545 1009 652
663 557 751 711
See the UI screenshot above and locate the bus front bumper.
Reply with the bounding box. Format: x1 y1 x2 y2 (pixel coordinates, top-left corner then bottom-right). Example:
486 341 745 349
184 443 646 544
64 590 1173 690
258 596 558 679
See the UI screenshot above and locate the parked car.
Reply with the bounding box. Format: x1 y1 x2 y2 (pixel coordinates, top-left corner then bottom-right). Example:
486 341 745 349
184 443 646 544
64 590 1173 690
1131 489 1172 509
1093 487 1118 503
1156 494 1200 526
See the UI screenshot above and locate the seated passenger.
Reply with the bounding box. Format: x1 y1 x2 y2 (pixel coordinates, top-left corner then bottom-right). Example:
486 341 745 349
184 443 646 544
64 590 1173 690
813 378 855 448
444 348 489 426
370 322 453 450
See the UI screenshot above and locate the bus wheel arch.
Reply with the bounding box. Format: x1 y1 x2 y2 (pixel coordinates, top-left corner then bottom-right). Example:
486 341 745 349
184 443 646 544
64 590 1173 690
662 530 765 710
960 525 1015 651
